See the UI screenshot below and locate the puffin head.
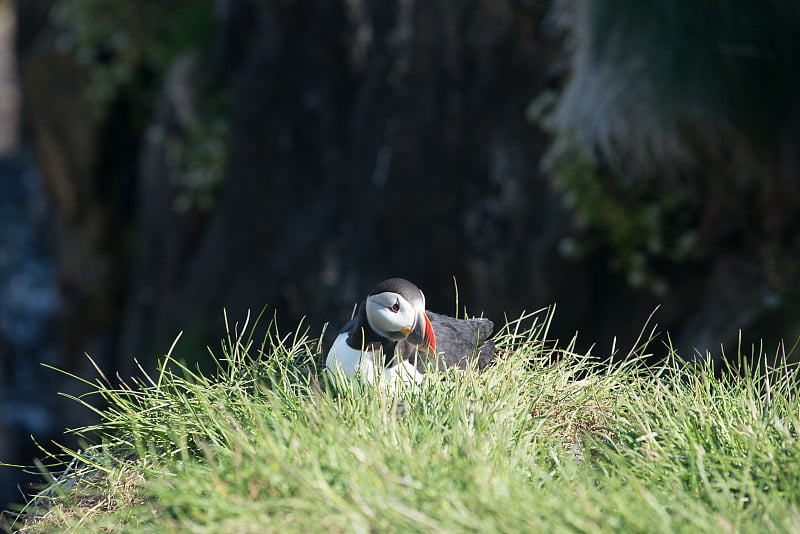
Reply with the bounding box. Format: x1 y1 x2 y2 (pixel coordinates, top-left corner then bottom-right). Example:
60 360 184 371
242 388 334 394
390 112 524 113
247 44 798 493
364 278 436 352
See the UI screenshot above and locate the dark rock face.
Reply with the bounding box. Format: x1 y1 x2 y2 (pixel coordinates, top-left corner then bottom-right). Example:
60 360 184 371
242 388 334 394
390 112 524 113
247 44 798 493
115 1 600 362
21 17 135 375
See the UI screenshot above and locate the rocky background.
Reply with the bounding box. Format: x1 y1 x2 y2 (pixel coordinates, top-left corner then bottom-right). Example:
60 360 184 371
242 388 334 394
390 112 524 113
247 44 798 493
2 0 799 511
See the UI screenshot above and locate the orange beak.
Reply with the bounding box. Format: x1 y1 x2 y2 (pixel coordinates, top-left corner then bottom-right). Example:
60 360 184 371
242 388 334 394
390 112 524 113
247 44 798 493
408 309 436 352
423 312 436 352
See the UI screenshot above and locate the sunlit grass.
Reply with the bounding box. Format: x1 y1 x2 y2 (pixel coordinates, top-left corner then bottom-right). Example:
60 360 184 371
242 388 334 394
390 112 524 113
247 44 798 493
5 308 800 533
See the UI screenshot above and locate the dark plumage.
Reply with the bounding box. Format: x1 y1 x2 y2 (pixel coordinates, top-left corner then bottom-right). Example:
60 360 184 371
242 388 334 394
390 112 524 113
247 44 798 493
419 311 495 371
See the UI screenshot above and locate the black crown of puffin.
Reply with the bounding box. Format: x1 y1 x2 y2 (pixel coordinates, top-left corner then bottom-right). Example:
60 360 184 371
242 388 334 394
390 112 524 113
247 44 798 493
364 278 436 352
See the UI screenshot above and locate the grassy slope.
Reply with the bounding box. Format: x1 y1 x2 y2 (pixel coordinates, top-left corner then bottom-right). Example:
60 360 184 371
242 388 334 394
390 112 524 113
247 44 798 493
5 309 800 533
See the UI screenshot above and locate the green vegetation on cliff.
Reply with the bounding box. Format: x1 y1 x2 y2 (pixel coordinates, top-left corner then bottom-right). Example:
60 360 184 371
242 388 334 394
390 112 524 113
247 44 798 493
5 311 800 533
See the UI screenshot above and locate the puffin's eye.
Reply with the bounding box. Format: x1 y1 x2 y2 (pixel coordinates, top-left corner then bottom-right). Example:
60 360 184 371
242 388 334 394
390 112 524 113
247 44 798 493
390 301 400 313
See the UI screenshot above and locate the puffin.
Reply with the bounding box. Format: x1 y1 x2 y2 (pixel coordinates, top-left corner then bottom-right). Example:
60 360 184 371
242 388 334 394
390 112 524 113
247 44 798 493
326 278 495 389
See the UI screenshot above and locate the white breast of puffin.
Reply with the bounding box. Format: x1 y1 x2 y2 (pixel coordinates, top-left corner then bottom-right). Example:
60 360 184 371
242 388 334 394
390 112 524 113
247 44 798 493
326 333 423 390
326 332 364 378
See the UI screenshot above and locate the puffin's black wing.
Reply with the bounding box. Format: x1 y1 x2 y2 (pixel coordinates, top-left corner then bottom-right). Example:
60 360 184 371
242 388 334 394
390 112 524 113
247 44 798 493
420 311 495 371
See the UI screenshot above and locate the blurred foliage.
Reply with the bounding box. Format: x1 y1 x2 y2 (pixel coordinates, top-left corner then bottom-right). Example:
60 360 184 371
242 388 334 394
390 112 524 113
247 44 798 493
51 0 216 114
531 92 701 296
51 0 228 211
583 1 799 138
536 1 800 297
165 93 229 213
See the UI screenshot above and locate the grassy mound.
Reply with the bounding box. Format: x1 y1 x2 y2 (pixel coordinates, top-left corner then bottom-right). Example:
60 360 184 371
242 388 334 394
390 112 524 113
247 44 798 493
5 309 800 533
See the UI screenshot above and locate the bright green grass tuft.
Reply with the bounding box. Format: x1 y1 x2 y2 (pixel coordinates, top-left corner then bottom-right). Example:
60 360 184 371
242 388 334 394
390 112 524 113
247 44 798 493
5 309 800 533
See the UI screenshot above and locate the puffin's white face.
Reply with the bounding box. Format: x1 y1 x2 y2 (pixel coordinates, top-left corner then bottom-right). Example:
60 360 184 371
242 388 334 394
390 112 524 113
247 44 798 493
365 291 421 341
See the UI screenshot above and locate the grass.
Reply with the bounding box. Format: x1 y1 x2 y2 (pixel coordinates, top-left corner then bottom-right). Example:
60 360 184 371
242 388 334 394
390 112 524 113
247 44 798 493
4 308 800 533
